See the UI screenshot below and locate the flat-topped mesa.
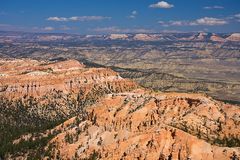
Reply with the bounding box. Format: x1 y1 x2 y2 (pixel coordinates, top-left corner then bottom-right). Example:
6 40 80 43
109 34 129 40
133 34 159 41
0 59 137 99
226 33 240 42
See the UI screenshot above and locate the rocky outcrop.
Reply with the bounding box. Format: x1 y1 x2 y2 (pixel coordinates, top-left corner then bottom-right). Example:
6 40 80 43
196 32 208 41
1 59 239 160
226 33 240 42
0 59 137 129
109 34 129 40
210 34 226 42
11 90 240 159
133 34 159 41
0 59 137 99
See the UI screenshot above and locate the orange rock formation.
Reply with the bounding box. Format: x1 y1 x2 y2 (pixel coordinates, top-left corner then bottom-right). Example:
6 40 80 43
0 59 136 99
37 90 239 160
1 59 239 160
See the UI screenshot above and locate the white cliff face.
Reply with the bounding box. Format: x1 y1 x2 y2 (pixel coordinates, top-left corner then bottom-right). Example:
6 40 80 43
226 33 240 41
133 34 159 41
109 34 129 40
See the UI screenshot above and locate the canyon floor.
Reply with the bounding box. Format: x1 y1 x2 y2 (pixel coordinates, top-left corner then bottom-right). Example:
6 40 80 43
1 32 239 103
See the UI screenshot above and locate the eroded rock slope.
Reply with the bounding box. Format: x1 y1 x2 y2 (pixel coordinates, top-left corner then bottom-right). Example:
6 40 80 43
0 59 239 160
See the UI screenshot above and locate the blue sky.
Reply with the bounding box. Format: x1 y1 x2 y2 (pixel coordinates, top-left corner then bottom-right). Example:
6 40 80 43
0 0 240 34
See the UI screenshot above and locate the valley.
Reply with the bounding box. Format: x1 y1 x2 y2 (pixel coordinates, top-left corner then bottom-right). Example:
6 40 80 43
0 31 239 159
0 31 239 103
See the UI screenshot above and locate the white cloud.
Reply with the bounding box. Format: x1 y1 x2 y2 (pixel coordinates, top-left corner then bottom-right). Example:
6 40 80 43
149 1 174 9
158 21 176 26
47 16 111 22
158 21 165 24
129 15 136 19
233 13 240 22
158 20 190 27
128 10 138 19
234 13 240 18
69 16 111 21
68 17 78 21
43 26 55 31
223 13 240 23
132 11 137 15
203 6 224 10
91 26 154 33
159 17 228 26
195 17 227 26
47 17 68 21
169 20 187 26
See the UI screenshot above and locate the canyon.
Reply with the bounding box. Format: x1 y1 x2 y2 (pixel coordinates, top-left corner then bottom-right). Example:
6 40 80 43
1 31 239 104
1 0 240 159
0 31 239 159
0 58 239 159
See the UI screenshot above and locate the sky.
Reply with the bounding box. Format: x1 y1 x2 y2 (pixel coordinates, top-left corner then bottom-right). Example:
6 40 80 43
0 0 240 34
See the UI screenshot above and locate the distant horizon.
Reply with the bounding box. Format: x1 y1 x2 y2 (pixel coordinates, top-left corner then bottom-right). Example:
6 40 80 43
0 30 239 36
1 0 240 34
